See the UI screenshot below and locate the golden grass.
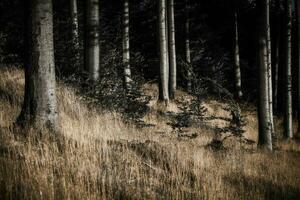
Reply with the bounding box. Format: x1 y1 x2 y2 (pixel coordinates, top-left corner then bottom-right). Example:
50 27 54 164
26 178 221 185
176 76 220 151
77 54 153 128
0 67 299 200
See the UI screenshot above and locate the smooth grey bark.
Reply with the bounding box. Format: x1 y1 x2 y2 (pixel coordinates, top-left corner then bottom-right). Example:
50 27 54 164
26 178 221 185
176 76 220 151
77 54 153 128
70 0 80 68
185 0 192 93
266 0 275 134
165 0 170 92
85 0 100 81
168 0 177 100
257 0 272 151
158 0 170 103
296 0 300 136
29 0 58 131
285 0 293 138
122 0 132 92
234 11 243 98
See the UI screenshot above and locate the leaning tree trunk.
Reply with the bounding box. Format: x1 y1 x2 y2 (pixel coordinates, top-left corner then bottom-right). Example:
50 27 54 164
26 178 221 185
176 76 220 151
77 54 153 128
185 0 192 93
29 0 58 131
296 0 300 136
85 0 100 81
257 0 272 151
70 0 80 69
158 0 170 104
266 0 274 135
234 11 243 98
168 0 177 100
285 0 293 138
122 0 132 92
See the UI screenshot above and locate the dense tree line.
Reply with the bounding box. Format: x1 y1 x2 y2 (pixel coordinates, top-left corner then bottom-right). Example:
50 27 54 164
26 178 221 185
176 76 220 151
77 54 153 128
1 0 300 151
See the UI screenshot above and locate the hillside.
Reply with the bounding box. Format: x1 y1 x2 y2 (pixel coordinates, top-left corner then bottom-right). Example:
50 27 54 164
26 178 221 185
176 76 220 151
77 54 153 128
0 67 300 200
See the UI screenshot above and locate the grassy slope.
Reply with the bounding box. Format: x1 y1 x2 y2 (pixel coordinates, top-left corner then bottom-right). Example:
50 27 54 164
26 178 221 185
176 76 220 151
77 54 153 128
0 67 300 200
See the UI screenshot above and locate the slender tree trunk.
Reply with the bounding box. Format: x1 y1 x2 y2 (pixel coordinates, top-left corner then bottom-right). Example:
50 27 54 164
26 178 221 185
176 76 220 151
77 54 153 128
122 0 132 92
285 0 293 138
185 0 192 93
273 22 280 113
266 0 275 134
273 0 281 113
70 0 80 69
165 0 170 92
234 11 243 99
29 0 58 131
168 0 177 100
158 0 169 104
85 0 100 81
296 0 300 136
257 0 273 151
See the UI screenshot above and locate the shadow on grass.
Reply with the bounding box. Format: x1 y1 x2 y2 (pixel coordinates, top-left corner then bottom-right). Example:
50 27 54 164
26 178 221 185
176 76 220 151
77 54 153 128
225 172 300 200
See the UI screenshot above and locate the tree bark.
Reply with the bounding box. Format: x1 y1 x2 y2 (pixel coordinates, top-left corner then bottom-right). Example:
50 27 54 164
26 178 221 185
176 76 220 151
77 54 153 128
185 0 192 93
234 11 243 99
257 0 273 151
28 0 58 131
273 21 280 113
296 0 300 136
168 0 177 100
284 0 293 138
123 0 132 92
266 0 275 134
70 0 80 69
85 0 100 81
158 0 170 104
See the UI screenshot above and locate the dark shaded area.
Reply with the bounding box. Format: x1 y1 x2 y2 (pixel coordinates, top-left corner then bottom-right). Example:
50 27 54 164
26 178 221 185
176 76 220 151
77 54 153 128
0 0 258 98
0 0 298 115
225 172 300 200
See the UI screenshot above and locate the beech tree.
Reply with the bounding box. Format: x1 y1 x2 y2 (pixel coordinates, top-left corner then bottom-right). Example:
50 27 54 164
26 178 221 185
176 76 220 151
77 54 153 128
285 0 293 138
18 0 58 131
158 0 170 104
234 10 243 98
296 0 300 136
123 0 132 92
266 0 274 134
257 0 272 150
70 0 80 68
185 0 192 93
85 0 100 81
168 0 177 99
273 0 281 112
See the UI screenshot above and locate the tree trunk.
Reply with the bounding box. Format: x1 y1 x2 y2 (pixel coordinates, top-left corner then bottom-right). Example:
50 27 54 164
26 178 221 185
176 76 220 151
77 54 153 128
185 0 192 93
123 0 132 92
234 11 243 99
257 0 273 151
70 0 80 69
85 0 100 81
168 0 177 100
273 21 280 113
165 0 170 94
285 0 293 138
266 0 275 134
158 0 169 104
296 0 300 136
29 0 58 131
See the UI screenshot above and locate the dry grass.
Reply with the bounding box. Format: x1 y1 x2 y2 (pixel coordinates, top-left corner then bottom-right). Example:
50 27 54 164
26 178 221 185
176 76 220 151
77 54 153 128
0 67 299 200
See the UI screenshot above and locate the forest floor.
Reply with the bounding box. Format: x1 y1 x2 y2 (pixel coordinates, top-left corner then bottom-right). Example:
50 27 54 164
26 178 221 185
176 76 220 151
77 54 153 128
0 67 300 200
